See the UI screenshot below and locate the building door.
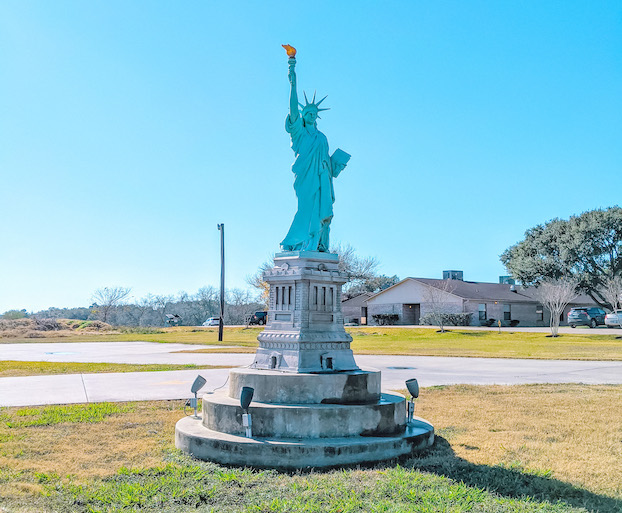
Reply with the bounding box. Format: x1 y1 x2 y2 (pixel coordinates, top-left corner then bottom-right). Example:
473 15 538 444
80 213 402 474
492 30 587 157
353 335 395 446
402 304 420 325
361 307 368 325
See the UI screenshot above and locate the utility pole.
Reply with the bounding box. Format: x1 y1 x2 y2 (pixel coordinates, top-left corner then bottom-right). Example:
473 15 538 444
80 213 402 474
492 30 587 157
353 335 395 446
217 223 225 341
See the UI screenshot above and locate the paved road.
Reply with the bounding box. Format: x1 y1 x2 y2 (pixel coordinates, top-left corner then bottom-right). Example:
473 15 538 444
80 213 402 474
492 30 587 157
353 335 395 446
1 342 621 407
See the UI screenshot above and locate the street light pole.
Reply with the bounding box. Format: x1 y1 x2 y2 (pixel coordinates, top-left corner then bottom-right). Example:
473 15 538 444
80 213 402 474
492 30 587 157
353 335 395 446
217 223 225 342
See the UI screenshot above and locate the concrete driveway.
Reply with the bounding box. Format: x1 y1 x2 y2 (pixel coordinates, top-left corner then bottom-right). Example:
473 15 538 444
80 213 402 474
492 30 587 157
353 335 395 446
1 342 621 407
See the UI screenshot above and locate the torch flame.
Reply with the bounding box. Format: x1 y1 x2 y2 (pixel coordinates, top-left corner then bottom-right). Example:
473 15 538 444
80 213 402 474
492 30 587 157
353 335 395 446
282 44 297 58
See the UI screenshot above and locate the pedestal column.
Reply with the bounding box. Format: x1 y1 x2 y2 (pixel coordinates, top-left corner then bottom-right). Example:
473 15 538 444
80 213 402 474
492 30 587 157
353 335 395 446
252 251 359 373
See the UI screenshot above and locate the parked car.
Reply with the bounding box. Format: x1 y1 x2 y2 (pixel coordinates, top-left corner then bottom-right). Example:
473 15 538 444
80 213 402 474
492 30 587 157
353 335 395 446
567 307 606 328
202 317 220 327
248 311 268 325
605 310 622 328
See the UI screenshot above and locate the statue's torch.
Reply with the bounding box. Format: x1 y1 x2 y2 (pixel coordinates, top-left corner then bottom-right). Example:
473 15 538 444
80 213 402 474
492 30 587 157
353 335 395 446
282 44 297 60
282 44 297 71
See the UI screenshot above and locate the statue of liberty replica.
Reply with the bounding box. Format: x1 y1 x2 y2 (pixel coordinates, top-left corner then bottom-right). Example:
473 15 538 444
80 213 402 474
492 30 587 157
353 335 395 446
175 46 434 469
280 44 350 253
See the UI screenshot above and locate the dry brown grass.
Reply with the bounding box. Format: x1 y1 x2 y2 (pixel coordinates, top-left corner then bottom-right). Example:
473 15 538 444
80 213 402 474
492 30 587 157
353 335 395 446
416 384 622 497
1 385 620 505
0 401 183 486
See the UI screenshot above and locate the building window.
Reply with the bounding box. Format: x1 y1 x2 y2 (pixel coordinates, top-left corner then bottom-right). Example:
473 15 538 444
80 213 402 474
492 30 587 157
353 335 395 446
478 303 487 321
504 304 511 321
536 305 543 321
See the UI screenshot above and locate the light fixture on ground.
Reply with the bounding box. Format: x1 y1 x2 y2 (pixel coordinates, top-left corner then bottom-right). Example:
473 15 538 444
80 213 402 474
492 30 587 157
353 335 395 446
240 386 254 438
190 375 207 418
405 378 419 423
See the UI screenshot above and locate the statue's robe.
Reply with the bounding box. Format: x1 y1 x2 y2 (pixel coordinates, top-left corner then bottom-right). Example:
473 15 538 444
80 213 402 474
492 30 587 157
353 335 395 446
281 114 334 252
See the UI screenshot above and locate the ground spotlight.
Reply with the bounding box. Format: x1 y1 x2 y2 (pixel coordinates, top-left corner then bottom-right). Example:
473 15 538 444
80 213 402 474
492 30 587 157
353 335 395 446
405 378 419 423
240 387 254 437
406 378 419 399
189 375 207 418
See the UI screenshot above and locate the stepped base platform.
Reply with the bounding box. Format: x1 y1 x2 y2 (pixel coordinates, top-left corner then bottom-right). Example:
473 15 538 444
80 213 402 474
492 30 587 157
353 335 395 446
175 251 434 468
175 368 434 469
176 416 434 469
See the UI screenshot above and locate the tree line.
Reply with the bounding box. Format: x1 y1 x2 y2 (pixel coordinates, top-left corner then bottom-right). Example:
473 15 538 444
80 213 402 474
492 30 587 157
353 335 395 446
3 286 263 327
3 244 398 327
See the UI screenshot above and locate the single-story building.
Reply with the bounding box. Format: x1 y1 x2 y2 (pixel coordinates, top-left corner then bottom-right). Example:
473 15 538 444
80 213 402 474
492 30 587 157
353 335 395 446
352 274 598 327
342 292 373 325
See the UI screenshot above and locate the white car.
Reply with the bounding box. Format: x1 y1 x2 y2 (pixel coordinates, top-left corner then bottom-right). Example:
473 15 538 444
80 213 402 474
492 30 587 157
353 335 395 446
202 317 221 327
604 310 622 328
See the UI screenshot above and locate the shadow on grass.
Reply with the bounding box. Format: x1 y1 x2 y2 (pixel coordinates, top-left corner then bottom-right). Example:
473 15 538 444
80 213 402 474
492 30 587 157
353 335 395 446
453 331 489 337
404 436 621 513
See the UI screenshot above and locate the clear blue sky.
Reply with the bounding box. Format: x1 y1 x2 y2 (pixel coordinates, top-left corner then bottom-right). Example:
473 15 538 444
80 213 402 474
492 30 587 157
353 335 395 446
1 1 621 313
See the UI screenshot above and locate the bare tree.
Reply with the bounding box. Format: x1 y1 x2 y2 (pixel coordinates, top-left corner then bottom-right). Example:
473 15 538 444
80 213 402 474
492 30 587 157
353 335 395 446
121 295 154 326
246 257 274 308
152 294 175 324
332 243 380 293
225 288 261 325
422 280 458 333
599 275 622 311
190 286 219 325
530 277 579 337
91 287 132 323
248 244 381 304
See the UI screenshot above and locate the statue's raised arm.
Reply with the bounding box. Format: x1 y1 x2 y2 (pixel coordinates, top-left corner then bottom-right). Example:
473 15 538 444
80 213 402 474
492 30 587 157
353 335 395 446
282 45 299 123
280 44 347 253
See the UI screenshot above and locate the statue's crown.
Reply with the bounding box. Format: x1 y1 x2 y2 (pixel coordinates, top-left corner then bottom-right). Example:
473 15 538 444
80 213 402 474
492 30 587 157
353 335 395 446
300 91 330 118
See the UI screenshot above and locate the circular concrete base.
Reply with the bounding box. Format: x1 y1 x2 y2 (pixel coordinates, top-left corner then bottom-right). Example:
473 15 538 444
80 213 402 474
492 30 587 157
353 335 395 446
175 416 434 469
229 367 381 404
203 391 406 438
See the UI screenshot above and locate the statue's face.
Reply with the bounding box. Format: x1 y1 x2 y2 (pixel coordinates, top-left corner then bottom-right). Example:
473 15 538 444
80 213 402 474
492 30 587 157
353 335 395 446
303 109 317 125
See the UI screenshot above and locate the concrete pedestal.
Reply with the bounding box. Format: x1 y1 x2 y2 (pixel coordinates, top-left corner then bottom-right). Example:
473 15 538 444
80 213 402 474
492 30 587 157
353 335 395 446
253 251 358 373
175 251 434 468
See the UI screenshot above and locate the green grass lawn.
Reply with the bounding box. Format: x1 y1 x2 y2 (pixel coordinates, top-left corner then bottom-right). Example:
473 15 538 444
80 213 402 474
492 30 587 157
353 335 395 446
0 361 231 378
0 384 620 512
2 326 622 360
348 327 622 360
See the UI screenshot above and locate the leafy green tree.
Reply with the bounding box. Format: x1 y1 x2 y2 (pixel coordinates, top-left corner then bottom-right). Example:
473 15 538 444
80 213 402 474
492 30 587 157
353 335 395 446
501 207 622 308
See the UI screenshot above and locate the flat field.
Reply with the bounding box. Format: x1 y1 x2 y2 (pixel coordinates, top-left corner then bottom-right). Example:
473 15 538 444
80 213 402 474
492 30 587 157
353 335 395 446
3 326 621 360
0 384 620 512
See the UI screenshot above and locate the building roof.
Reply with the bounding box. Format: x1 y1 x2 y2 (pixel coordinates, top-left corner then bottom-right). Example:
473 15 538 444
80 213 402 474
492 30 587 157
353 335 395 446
366 277 597 305
341 292 374 306
411 278 536 302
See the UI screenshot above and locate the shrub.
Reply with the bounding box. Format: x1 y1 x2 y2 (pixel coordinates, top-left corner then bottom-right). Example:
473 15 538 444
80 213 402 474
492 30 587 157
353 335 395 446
420 313 472 326
372 313 399 325
32 318 62 331
78 320 112 331
0 319 32 332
